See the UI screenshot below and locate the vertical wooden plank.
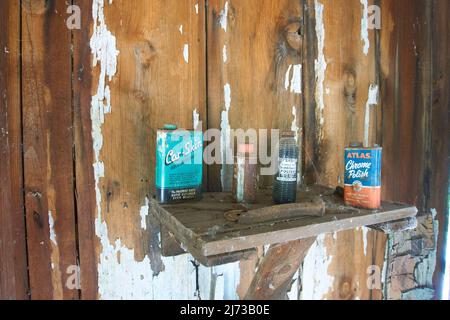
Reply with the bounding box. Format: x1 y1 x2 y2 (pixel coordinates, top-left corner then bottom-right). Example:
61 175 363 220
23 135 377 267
301 0 386 300
207 0 303 298
73 0 99 299
0 0 29 300
85 0 207 299
22 0 79 300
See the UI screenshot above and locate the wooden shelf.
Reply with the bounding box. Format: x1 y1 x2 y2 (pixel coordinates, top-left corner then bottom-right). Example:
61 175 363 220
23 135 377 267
151 185 417 266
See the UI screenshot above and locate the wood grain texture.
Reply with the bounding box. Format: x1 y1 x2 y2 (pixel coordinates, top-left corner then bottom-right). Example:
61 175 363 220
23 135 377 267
301 0 387 300
0 0 29 300
22 0 79 300
94 0 206 255
207 0 303 297
72 0 98 300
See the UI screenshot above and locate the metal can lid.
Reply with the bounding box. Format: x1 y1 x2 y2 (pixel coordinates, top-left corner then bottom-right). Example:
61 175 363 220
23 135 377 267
349 141 364 147
281 131 296 138
163 124 178 130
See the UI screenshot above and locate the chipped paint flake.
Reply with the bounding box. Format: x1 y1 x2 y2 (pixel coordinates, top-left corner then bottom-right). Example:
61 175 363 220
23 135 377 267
193 109 200 130
179 25 183 35
284 64 302 94
219 1 229 32
314 0 327 136
360 227 369 256
183 44 189 63
223 45 228 63
363 84 379 147
291 106 299 143
220 83 233 191
284 64 293 90
48 210 57 246
360 0 370 55
195 3 199 15
139 197 149 230
301 235 334 300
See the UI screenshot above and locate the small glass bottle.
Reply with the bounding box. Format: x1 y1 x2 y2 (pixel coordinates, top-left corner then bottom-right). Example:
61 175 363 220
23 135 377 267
273 132 299 204
232 144 258 204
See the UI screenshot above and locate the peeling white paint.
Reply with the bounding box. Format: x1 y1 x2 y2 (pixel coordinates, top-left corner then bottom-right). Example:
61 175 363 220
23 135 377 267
314 0 327 133
183 44 189 63
291 64 302 94
97 229 200 299
179 25 183 35
287 269 300 300
219 1 229 32
284 65 293 91
360 0 370 56
301 234 334 300
222 45 228 63
291 106 299 143
89 0 240 301
139 197 149 230
90 0 119 100
193 109 200 130
48 211 57 246
284 64 302 94
212 262 240 300
363 84 379 147
360 227 369 256
195 3 199 15
220 83 232 191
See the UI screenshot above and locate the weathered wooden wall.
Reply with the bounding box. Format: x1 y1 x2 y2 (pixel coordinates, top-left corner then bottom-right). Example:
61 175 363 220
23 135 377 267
0 0 448 300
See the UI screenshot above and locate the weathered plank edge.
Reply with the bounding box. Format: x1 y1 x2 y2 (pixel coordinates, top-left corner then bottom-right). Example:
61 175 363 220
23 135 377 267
201 206 417 257
152 198 255 267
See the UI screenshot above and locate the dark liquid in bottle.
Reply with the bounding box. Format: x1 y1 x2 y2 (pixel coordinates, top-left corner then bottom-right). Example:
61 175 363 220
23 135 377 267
273 133 299 204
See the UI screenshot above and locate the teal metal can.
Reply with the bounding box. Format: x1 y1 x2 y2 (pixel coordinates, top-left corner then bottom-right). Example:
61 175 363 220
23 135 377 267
155 126 203 203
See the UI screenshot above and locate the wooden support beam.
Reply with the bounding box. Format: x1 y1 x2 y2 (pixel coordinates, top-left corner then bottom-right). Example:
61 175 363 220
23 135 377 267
245 237 317 300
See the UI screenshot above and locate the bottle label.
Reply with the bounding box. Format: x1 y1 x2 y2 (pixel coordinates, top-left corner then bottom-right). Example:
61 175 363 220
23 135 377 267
277 158 298 182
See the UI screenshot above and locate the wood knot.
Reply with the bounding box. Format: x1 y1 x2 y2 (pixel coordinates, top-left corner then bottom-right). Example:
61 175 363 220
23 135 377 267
135 41 156 68
23 0 49 15
343 71 357 113
285 21 302 52
133 90 149 105
33 211 43 229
